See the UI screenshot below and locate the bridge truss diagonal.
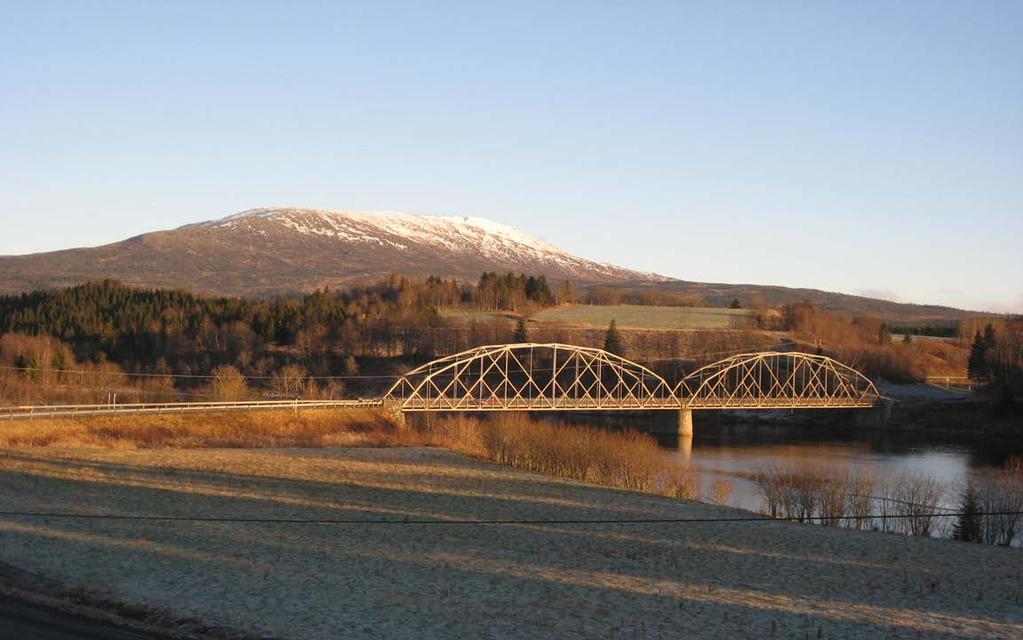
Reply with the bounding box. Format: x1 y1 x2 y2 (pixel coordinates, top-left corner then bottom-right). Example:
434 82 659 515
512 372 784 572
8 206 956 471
384 343 677 412
676 351 881 409
384 344 881 412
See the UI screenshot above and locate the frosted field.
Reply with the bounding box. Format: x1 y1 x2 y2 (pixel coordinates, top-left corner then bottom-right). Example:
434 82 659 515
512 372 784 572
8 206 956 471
0 447 1020 639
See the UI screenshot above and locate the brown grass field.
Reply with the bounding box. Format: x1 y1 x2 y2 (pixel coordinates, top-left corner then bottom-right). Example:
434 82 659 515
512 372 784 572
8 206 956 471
0 410 698 502
0 408 412 449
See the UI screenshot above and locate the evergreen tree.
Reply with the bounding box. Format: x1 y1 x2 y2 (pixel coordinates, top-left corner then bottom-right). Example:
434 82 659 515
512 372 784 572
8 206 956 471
513 317 529 343
878 324 892 346
729 298 742 309
952 484 982 543
603 319 624 355
968 327 995 380
557 280 574 304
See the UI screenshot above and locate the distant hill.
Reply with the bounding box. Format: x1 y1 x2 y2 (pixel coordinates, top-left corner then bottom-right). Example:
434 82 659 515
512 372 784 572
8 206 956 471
596 280 971 325
0 207 973 323
0 208 661 298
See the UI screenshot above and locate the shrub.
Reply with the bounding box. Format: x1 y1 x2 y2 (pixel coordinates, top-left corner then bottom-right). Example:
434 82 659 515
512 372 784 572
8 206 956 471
423 414 697 499
970 457 1023 546
891 472 946 537
710 476 734 505
755 463 951 537
210 365 249 401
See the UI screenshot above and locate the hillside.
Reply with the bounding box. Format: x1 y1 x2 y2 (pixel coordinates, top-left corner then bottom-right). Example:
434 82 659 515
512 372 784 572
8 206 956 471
0 207 973 322
598 280 972 324
0 208 661 298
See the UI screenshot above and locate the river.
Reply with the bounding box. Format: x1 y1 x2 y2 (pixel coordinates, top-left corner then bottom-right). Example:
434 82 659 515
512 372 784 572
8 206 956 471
656 422 1022 518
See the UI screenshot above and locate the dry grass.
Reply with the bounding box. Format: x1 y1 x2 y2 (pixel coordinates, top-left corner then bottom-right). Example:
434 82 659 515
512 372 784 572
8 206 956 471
0 409 413 449
962 456 1023 546
420 413 698 499
710 476 735 505
755 463 954 537
0 410 698 504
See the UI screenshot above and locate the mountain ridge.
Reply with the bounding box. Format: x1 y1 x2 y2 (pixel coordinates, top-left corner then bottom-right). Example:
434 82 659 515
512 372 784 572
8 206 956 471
0 207 973 322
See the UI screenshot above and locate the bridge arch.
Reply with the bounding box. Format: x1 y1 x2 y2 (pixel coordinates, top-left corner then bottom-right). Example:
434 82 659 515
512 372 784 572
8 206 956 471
675 351 880 408
384 343 677 411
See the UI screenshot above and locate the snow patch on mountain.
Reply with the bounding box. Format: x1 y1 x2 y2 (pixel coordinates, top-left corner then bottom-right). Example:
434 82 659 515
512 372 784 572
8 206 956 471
211 208 564 254
200 208 663 282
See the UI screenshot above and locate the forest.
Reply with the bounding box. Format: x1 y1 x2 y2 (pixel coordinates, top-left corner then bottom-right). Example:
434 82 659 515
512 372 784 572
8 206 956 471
0 278 1019 405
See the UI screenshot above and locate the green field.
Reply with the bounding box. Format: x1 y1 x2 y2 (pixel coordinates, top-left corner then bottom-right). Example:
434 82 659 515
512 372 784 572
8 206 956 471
533 304 752 329
442 305 753 330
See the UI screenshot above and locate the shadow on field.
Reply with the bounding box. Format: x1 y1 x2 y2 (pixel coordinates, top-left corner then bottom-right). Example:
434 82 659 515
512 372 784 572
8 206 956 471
0 448 1019 639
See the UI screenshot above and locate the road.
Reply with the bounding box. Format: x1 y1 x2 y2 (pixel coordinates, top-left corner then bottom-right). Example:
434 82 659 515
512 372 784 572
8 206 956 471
0 398 378 421
0 593 170 640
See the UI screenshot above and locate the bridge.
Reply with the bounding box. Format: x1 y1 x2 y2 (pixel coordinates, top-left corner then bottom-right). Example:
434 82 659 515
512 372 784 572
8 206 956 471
1 344 882 435
382 344 880 434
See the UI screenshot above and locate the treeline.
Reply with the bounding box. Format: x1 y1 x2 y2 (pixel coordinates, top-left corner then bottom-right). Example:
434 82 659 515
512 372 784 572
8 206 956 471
780 300 1022 395
580 287 705 307
0 277 531 376
476 272 556 309
780 301 964 383
888 323 959 338
0 274 587 402
0 277 774 405
2 279 1016 404
965 319 1023 400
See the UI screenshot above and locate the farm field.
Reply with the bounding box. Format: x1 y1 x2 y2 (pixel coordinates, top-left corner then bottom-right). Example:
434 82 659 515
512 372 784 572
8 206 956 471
0 446 1018 639
441 305 753 330
532 304 753 330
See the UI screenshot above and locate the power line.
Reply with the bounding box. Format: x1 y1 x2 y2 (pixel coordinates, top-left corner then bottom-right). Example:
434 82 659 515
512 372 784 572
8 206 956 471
0 348 755 383
0 364 400 381
0 510 1015 526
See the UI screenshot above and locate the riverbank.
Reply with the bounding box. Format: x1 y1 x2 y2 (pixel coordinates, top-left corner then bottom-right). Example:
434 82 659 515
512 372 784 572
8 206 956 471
699 398 1021 436
0 446 1019 639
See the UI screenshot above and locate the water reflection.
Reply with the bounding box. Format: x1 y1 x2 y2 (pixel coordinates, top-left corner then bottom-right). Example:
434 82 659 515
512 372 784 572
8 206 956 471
655 421 1022 514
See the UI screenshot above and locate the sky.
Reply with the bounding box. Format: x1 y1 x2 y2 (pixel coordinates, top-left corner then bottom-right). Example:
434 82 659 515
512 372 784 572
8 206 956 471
1 1 1021 312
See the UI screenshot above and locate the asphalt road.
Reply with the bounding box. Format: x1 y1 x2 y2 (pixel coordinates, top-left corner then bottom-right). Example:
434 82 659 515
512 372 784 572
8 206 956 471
0 594 169 640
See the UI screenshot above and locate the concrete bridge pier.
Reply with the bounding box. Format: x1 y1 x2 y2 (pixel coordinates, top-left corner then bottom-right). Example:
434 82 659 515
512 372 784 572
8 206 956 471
678 408 693 436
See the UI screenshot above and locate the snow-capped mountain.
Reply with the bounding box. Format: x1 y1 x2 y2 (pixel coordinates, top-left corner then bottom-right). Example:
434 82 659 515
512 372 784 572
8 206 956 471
0 208 664 297
195 207 652 282
0 207 973 320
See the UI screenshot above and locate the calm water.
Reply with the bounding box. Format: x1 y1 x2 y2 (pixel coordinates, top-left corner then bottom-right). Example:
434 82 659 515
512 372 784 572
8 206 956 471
655 422 1023 514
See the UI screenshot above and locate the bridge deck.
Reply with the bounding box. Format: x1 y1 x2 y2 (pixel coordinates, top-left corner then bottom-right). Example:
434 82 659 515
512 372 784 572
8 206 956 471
398 398 879 411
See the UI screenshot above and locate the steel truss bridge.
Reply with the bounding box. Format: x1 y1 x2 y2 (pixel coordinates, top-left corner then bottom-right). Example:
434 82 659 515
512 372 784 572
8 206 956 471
1 344 881 421
385 344 880 411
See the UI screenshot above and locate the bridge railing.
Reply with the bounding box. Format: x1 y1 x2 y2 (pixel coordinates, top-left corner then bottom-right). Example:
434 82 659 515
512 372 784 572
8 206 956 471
0 399 382 421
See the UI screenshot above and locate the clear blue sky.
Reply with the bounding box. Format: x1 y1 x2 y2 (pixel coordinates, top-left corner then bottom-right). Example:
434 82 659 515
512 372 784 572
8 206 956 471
2 1 1021 312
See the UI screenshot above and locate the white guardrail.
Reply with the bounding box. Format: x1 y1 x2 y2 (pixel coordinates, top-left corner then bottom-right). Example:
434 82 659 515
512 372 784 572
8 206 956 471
924 376 975 391
0 399 385 420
